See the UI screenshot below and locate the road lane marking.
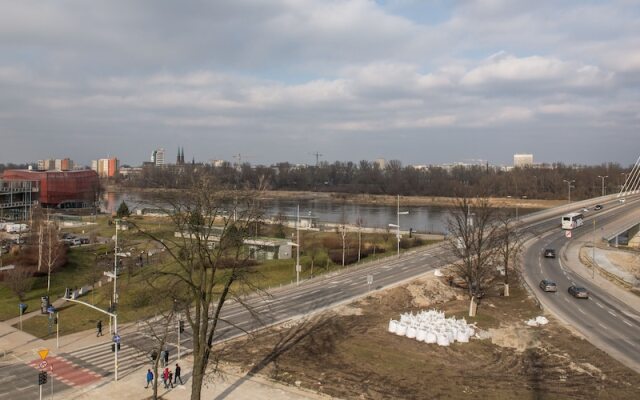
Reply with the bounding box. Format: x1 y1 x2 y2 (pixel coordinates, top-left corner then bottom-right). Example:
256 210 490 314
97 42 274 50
608 310 617 317
623 320 633 327
597 322 608 330
577 307 585 315
595 302 604 308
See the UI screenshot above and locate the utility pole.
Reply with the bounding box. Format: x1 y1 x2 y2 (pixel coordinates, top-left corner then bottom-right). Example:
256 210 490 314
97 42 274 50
296 204 300 285
562 179 575 203
597 175 608 197
310 152 323 167
592 218 596 279
389 195 409 258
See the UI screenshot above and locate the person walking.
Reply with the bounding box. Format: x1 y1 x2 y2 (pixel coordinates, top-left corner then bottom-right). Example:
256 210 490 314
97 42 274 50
96 320 103 337
163 348 169 367
162 367 170 389
174 363 183 385
160 350 166 367
145 369 153 388
167 370 174 388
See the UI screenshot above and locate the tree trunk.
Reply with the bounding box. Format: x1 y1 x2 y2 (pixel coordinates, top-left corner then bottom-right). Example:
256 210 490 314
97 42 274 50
468 296 477 317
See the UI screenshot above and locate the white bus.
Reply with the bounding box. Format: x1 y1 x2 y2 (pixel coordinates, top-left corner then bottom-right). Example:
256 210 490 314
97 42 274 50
561 212 584 230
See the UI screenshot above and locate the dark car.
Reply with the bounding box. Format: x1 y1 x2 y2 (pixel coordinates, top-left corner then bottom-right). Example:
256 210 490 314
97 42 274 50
544 249 556 258
594 204 603 210
539 279 557 292
568 285 589 299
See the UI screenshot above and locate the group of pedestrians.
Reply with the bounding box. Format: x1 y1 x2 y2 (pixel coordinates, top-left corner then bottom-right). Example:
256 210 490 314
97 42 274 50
145 363 183 389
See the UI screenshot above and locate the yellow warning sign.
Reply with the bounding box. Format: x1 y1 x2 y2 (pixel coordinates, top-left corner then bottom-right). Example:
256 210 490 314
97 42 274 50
38 349 49 360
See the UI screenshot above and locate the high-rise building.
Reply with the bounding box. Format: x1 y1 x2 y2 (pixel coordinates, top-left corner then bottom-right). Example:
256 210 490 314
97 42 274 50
91 157 119 177
38 158 73 171
151 148 165 167
513 154 534 167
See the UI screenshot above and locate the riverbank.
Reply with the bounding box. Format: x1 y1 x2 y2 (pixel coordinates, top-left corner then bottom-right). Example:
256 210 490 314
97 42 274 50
105 186 563 209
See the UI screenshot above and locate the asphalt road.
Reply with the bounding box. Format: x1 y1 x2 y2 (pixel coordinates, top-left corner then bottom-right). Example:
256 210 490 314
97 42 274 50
522 196 640 372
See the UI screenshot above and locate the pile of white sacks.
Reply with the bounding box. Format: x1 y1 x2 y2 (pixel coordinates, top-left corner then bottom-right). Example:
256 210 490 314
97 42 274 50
526 316 549 327
387 309 476 346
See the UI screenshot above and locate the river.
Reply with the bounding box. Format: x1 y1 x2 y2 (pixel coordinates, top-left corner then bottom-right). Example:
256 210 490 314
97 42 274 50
103 191 535 234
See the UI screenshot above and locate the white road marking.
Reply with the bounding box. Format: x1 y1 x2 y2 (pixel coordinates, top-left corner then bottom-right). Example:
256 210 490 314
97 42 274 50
598 322 608 330
577 307 586 315
608 310 617 317
595 302 604 308
623 320 633 327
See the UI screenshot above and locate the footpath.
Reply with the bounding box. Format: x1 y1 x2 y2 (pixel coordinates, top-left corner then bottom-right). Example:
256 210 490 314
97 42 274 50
0 317 331 400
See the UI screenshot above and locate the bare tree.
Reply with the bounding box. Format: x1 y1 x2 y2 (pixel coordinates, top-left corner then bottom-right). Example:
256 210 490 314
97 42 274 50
444 196 500 316
6 265 33 302
131 174 264 400
43 217 64 293
495 211 525 297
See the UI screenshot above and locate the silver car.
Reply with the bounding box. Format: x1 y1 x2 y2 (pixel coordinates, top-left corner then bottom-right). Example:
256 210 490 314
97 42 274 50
539 280 557 292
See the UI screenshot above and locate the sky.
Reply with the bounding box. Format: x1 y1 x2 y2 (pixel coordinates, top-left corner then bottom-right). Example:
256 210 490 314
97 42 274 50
0 0 639 167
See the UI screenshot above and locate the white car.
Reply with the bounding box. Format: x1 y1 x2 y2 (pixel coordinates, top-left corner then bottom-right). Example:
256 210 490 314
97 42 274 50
619 198 626 203
582 208 589 213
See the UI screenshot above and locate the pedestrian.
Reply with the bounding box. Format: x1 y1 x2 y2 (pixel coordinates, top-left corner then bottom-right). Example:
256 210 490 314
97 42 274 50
160 350 166 367
174 363 183 385
96 320 103 337
168 370 174 388
162 367 170 389
145 369 153 388
163 348 169 367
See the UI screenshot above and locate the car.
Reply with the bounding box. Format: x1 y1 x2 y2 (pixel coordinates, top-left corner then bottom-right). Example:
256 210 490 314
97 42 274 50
539 279 557 292
594 204 603 210
568 285 589 299
543 249 556 258
582 208 589 213
619 198 626 204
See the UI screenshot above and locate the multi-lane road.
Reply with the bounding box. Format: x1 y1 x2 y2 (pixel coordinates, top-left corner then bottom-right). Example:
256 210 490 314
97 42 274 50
523 195 640 372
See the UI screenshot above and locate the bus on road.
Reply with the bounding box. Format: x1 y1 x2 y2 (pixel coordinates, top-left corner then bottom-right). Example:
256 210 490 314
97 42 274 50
561 212 584 230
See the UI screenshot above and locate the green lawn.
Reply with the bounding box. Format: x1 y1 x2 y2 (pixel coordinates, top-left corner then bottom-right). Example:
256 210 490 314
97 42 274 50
2 215 440 338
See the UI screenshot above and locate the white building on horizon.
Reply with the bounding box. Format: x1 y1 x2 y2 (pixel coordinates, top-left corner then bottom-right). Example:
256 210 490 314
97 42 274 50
513 153 533 167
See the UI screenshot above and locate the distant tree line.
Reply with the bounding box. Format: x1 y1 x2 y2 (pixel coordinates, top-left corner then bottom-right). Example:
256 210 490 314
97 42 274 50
118 160 630 200
0 163 29 173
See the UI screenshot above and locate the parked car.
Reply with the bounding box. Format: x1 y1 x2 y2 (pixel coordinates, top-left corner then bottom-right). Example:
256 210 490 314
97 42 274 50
568 285 589 299
543 249 556 258
619 198 626 204
582 208 589 213
594 204 603 210
539 280 557 292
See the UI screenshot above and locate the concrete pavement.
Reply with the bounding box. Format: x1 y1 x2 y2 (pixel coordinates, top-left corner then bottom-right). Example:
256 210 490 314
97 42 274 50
0 319 332 399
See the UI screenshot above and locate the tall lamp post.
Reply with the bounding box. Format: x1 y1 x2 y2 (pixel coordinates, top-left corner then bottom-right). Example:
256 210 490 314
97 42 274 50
389 195 409 258
597 175 608 197
562 179 575 204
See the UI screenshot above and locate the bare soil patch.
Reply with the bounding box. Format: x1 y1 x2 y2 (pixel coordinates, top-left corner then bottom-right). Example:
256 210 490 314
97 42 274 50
602 248 640 277
220 273 640 399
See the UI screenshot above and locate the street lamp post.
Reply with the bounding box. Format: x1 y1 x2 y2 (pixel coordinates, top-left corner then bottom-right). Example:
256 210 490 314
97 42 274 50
562 179 575 204
389 195 409 258
597 175 608 197
295 204 300 285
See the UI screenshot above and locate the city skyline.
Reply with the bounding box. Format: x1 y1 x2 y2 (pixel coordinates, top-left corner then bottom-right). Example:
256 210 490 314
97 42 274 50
1 1 639 166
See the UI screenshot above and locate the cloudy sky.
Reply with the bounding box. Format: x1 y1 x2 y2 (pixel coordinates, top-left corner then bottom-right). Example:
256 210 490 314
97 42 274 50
1 0 639 167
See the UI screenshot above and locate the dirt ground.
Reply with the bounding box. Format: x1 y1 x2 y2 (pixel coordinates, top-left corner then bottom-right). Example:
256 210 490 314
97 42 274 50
601 248 640 277
219 272 640 399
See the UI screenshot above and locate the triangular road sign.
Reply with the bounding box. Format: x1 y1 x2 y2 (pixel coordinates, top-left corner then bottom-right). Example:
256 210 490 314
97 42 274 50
38 349 49 360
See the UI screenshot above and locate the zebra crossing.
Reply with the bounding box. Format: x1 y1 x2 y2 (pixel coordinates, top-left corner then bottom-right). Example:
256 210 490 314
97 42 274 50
60 331 183 380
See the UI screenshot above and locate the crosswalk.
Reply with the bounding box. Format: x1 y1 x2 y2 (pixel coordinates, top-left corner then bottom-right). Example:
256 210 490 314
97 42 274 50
60 331 185 380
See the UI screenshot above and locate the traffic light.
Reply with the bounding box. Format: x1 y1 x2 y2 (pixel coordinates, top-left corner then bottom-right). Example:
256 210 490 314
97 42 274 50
111 343 121 352
38 371 47 385
179 320 185 333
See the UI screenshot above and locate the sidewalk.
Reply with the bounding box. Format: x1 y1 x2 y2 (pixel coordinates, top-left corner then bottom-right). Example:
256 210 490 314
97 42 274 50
1 318 331 400
67 355 332 400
